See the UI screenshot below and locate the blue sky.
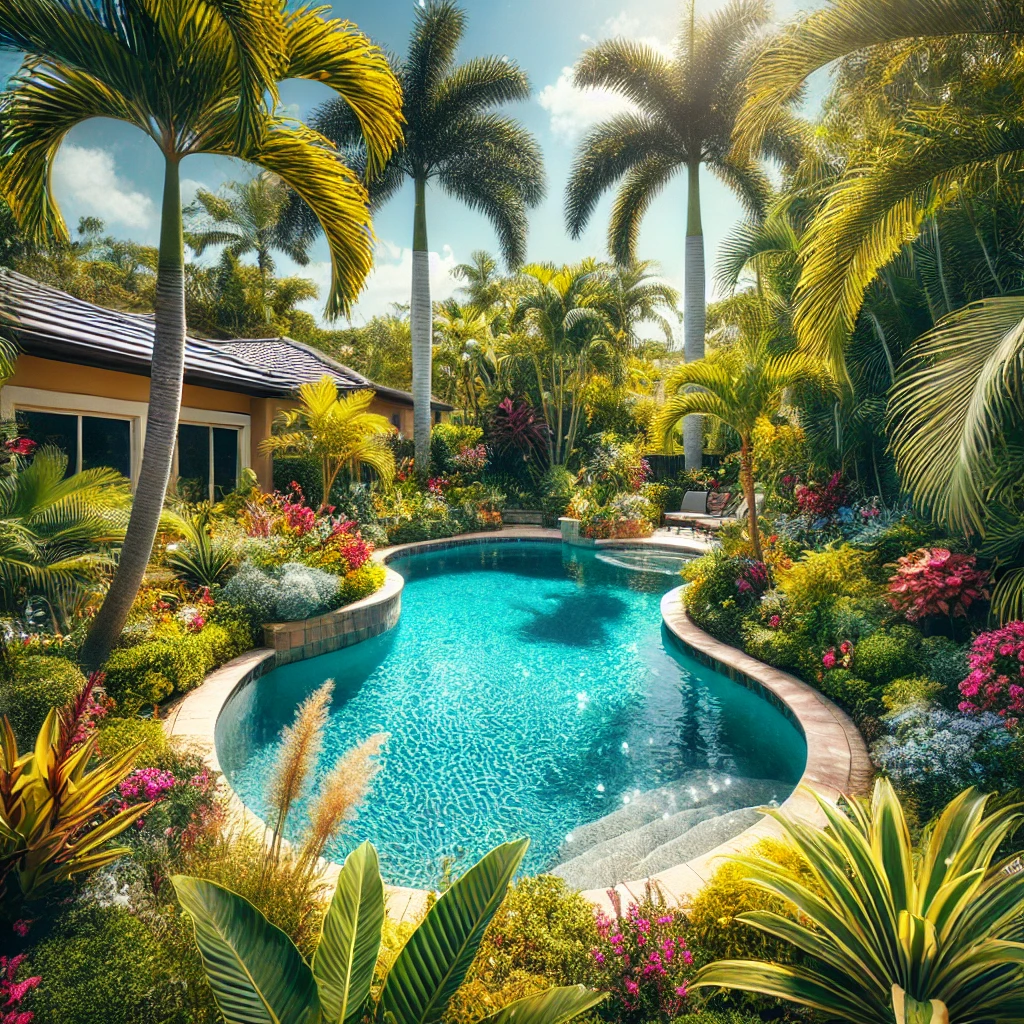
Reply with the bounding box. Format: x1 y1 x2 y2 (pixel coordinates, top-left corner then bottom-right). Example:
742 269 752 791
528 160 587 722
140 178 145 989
3 0 818 329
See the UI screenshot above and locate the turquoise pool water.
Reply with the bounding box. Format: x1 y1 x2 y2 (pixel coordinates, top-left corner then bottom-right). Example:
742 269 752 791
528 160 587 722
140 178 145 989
216 541 806 888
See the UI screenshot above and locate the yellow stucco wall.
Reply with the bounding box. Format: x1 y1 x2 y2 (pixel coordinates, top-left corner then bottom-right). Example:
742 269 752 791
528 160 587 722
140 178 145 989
5 355 420 491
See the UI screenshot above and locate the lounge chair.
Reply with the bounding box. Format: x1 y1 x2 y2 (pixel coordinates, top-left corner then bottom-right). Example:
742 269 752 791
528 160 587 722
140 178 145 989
663 490 708 531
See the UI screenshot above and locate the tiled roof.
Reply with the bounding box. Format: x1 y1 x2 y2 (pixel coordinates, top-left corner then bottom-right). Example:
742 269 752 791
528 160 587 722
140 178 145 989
0 270 452 409
207 337 451 410
0 269 292 397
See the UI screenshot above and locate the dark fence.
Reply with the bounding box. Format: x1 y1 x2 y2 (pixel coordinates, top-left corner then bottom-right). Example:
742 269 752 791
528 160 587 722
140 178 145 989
645 454 723 481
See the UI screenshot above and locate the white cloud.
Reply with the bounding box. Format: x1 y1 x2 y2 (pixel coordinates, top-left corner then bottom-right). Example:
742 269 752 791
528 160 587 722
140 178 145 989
51 144 155 230
538 68 636 142
295 241 460 325
540 11 674 142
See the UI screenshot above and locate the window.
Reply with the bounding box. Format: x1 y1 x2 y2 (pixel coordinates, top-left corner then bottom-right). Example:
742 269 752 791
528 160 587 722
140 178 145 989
391 412 401 429
176 424 240 501
433 409 442 425
17 409 132 478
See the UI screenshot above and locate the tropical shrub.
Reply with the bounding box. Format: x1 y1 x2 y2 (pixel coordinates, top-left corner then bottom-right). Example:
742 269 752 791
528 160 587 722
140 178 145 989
853 625 924 686
432 423 485 476
920 635 969 690
540 466 577 526
692 781 1024 1024
872 707 1019 816
683 551 767 643
0 954 39 1023
174 841 605 1024
487 398 548 470
887 547 989 622
0 679 144 908
163 506 240 588
451 875 600 1023
774 544 881 625
340 560 386 605
958 622 1024 724
0 653 85 745
274 562 340 621
25 902 189 1024
591 886 692 1024
881 676 945 714
817 669 881 726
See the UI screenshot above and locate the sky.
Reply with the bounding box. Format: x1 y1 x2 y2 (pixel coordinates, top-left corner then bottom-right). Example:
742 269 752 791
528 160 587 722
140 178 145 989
2 0 821 331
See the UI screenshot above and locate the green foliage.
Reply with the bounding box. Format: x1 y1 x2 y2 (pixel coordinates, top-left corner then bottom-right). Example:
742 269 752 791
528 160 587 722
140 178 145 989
540 467 577 527
683 551 762 643
449 876 600 1024
862 517 946 578
818 669 882 726
432 424 485 475
26 902 192 1024
340 560 386 605
175 839 604 1024
0 653 85 745
163 507 240 588
103 621 250 715
740 623 804 673
776 544 882 623
692 781 1024 1024
687 839 815 1004
854 625 924 686
920 635 969 690
882 675 945 715
96 717 171 770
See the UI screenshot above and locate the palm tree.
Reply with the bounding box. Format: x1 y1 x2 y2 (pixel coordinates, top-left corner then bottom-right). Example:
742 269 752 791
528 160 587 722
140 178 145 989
0 0 403 670
564 0 776 470
432 300 498 424
511 260 609 466
306 0 545 476
453 249 505 313
0 447 131 632
655 314 831 560
730 0 1024 377
260 378 396 505
186 172 311 315
692 780 1024 1024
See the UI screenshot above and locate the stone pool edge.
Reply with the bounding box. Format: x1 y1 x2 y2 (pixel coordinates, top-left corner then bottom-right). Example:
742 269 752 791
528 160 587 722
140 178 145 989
580 586 874 914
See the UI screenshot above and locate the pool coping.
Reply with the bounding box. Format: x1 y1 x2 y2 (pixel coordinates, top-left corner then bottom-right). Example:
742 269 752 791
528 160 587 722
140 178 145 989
164 528 869 920
578 586 874 914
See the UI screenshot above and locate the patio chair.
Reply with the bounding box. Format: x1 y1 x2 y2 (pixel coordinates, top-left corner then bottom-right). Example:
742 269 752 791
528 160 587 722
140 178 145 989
663 490 709 533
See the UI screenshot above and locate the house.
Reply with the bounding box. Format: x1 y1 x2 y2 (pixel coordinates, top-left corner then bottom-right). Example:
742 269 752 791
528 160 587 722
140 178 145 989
0 269 451 497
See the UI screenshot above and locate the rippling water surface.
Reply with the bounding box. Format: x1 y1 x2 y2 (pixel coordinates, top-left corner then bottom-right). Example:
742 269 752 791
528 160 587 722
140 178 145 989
217 542 806 887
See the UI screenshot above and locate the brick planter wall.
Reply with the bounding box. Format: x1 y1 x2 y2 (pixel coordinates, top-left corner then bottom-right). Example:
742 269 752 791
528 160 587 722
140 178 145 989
262 568 404 665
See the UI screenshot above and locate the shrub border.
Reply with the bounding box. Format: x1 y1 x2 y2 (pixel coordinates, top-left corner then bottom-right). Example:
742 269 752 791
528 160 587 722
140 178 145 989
167 529 869 920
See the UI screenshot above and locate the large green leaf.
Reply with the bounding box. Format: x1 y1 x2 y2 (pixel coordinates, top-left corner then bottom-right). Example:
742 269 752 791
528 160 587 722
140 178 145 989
477 986 608 1024
172 875 321 1024
380 839 529 1024
313 841 385 1023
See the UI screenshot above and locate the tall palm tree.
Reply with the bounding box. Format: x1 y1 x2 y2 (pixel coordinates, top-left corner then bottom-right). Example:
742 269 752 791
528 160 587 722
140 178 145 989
0 0 403 669
731 0 1024 377
432 299 498 423
306 0 545 476
452 249 505 313
564 0 776 470
260 378 396 505
185 172 310 314
655 310 832 560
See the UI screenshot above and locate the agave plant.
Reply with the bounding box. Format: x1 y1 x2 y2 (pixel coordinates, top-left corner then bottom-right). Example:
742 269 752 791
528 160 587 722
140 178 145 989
174 839 605 1024
162 505 240 589
0 675 146 905
691 779 1024 1024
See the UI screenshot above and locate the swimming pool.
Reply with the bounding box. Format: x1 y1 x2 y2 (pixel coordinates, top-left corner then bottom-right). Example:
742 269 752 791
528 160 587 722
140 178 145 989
216 541 806 889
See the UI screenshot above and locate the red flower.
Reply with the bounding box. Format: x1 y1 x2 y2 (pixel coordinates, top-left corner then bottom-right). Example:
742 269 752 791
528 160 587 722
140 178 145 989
888 548 989 622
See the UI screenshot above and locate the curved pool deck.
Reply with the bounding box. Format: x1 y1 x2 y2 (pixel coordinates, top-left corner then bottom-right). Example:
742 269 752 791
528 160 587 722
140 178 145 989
163 527 871 920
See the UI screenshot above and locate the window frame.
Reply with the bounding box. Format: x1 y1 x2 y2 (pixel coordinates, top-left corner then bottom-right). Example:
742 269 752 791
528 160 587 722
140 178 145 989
1 386 251 492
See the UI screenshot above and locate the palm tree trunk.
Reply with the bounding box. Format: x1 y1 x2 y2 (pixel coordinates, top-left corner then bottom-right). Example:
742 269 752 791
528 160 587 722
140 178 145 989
739 437 762 562
80 158 186 672
683 159 706 471
411 176 432 480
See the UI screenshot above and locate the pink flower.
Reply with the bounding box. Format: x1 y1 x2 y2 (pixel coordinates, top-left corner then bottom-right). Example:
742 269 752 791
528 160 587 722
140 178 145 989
768 614 781 629
10 922 28 939
822 650 837 669
624 980 639 996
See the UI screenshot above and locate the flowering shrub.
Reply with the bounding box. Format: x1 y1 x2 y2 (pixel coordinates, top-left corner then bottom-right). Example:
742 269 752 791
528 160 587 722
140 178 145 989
591 888 692 1024
733 559 769 598
452 443 488 475
872 705 1018 814
0 954 40 1024
118 767 176 804
581 435 650 502
795 471 849 519
959 622 1024 725
822 640 853 670
888 547 989 622
3 438 36 458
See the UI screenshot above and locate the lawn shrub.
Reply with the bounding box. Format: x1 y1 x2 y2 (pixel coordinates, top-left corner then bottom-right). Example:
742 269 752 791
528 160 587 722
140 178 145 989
0 654 85 744
817 669 881 724
26 903 190 1024
96 717 170 769
274 562 340 620
920 635 969 690
882 675 945 714
740 623 802 672
854 624 924 686
449 876 599 1024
